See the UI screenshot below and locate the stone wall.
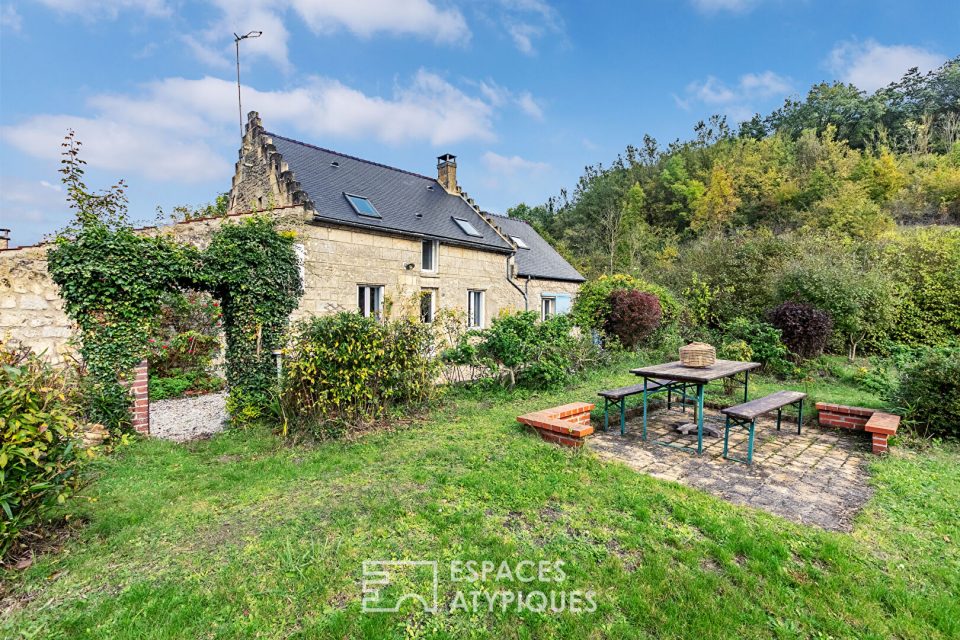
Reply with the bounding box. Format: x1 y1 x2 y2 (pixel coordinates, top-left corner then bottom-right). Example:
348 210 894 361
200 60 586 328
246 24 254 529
0 245 74 361
0 208 581 360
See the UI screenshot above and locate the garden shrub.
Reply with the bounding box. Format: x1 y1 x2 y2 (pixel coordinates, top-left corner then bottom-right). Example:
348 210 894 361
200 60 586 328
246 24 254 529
717 339 754 394
766 301 833 360
443 311 602 390
775 251 898 360
722 317 791 374
572 273 680 332
282 313 439 437
604 290 662 349
0 345 85 560
891 347 960 439
881 227 960 346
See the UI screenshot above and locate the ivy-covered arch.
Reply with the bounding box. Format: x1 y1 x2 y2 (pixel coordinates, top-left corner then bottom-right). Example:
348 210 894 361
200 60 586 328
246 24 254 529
47 133 302 430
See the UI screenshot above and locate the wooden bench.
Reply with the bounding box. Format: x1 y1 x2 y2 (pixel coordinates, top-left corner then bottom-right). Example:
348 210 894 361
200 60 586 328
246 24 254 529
598 378 690 435
721 390 806 464
865 412 900 455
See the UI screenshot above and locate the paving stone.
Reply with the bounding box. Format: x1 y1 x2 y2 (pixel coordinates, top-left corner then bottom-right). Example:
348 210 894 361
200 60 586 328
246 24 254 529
590 407 874 531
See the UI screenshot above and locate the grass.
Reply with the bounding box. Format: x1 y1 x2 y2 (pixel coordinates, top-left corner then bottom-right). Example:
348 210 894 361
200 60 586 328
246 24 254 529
2 360 957 639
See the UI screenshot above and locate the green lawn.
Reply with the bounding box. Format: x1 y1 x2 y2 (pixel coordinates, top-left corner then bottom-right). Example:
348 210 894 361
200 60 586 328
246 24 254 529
3 362 958 639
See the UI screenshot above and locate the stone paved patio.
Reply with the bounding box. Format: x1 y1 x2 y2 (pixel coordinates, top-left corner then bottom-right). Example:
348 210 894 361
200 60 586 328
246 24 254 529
590 404 874 531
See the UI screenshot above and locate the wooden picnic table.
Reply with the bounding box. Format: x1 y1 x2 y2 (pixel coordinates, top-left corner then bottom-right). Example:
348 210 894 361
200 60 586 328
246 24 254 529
630 359 761 455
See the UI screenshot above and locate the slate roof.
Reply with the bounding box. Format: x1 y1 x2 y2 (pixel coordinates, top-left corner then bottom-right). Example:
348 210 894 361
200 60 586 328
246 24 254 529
267 133 513 253
488 214 585 282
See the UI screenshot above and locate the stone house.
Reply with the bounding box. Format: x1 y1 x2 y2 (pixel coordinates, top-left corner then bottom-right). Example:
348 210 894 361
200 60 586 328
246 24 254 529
0 111 583 360
228 111 583 327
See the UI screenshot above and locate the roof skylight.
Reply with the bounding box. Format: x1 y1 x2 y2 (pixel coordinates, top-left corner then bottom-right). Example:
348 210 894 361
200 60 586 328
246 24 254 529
510 236 530 249
452 217 483 238
344 193 381 218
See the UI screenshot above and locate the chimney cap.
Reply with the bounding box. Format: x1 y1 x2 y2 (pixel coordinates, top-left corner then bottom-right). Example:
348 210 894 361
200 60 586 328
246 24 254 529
437 153 456 164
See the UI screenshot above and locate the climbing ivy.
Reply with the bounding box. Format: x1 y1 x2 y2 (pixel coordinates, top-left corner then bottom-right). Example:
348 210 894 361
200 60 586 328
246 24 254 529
205 217 303 409
46 132 302 429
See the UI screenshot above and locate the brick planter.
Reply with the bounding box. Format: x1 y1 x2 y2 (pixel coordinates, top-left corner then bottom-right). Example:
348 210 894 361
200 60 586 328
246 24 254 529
816 402 900 455
517 402 595 448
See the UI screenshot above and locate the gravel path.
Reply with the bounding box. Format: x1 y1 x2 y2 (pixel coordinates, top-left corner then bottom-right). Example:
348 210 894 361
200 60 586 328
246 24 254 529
150 391 228 442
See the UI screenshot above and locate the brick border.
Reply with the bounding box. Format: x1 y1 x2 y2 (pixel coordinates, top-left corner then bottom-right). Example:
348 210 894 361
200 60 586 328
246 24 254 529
815 402 899 455
517 402 595 448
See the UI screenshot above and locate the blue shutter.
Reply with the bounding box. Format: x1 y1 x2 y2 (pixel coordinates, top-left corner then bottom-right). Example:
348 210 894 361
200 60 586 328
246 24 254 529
555 294 572 315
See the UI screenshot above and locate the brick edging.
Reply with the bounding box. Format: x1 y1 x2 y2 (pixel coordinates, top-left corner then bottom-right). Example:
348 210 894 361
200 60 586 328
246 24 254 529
517 402 595 448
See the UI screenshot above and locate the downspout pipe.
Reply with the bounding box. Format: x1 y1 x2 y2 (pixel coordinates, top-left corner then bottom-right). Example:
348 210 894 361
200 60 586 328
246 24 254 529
506 255 528 311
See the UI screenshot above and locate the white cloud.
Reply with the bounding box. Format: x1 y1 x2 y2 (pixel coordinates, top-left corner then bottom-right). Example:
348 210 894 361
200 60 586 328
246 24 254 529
482 151 549 175
516 92 544 119
739 70 792 96
828 39 945 92
36 0 170 18
691 0 761 13
0 70 509 186
34 0 470 70
677 70 792 122
289 0 469 44
1 4 23 32
496 0 563 55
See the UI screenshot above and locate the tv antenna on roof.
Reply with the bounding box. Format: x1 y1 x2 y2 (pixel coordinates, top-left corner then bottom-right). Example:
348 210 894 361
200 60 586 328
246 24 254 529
234 30 262 139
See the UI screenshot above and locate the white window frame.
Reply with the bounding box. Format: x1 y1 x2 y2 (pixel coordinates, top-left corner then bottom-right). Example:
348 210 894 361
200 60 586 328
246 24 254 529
358 284 384 319
420 288 436 324
467 289 485 329
541 296 556 321
421 239 438 272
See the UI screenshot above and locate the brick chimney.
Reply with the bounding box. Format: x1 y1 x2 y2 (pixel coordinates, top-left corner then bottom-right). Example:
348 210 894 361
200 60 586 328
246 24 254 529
0 228 9 250
437 153 459 195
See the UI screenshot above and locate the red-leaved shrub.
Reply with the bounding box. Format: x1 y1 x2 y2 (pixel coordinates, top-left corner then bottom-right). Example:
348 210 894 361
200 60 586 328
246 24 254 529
766 301 833 359
604 289 662 349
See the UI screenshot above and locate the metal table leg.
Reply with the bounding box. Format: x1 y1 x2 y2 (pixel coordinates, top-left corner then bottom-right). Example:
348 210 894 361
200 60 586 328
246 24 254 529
696 383 705 454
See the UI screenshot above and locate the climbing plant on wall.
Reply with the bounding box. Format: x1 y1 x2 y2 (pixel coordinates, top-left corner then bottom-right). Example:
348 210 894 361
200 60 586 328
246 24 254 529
204 217 303 416
46 132 302 430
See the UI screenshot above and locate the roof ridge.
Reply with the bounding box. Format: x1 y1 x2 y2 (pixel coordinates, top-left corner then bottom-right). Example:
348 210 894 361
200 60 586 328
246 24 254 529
264 132 438 183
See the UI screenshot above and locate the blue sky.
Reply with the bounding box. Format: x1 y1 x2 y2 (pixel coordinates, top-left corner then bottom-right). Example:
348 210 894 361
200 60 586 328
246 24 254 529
1 0 957 246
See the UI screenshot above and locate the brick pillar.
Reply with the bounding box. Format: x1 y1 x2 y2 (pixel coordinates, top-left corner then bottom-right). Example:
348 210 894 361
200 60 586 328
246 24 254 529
129 360 150 435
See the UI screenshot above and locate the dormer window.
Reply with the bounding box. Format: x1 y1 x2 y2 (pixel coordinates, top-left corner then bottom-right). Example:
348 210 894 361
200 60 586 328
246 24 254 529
345 193 381 218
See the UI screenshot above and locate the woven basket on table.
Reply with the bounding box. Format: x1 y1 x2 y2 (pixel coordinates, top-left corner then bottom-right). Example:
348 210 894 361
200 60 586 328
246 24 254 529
679 342 716 368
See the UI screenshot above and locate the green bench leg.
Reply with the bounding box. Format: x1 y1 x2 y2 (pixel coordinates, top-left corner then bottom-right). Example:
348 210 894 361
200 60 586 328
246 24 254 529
776 407 782 431
641 383 648 440
797 399 803 435
747 420 755 464
620 397 626 436
723 415 731 458
603 398 610 432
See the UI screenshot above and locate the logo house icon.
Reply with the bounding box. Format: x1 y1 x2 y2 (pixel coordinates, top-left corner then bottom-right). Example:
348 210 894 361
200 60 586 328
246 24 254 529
362 560 440 613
